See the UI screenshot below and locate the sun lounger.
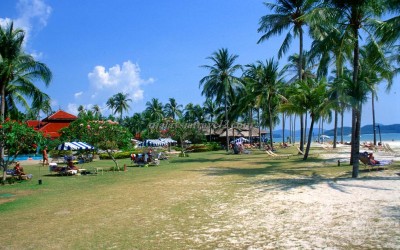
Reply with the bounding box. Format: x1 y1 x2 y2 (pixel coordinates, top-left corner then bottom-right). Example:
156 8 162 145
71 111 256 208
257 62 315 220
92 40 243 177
359 152 392 171
266 150 291 159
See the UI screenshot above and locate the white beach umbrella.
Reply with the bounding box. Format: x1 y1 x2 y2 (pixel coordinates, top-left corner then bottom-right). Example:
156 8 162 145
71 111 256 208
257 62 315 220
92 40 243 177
56 142 95 151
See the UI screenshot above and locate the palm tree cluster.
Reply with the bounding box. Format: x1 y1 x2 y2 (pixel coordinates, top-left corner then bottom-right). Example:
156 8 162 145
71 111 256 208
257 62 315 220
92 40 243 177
199 0 399 178
1 1 399 179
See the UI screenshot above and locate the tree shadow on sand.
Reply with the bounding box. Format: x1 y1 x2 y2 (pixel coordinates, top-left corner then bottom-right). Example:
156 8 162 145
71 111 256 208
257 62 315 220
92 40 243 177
191 160 400 193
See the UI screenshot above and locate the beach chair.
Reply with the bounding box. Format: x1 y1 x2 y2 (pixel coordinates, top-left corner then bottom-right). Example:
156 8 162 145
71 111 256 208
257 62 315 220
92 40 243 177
266 150 291 159
296 147 304 155
385 143 400 156
359 152 392 171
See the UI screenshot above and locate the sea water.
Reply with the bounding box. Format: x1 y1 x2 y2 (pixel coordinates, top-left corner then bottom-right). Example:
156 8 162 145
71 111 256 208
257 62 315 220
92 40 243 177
274 133 400 143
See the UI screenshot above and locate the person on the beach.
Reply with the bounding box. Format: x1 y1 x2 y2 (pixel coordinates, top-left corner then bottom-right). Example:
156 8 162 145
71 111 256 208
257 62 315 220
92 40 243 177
67 160 79 170
14 162 25 177
42 146 49 166
368 152 380 165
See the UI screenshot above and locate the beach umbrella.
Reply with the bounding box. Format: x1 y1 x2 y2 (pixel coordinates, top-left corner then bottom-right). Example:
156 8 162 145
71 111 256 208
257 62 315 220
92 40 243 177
230 137 249 143
56 141 95 151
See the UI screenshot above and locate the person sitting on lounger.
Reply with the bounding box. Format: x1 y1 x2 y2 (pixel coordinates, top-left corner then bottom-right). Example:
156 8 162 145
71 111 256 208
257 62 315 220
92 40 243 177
14 162 25 177
368 152 380 165
67 160 79 170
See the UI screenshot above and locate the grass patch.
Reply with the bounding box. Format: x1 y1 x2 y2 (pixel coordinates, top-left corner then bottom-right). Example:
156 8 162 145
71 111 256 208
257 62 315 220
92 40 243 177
0 149 398 249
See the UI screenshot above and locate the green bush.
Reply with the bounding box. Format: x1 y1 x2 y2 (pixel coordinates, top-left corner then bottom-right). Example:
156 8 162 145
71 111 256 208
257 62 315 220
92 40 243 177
185 143 222 152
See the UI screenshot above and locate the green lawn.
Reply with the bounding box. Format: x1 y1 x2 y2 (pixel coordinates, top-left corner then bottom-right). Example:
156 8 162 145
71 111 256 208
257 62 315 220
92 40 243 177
0 149 397 249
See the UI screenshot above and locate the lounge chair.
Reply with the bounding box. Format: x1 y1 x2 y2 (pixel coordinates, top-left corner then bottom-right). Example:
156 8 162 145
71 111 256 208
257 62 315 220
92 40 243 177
385 143 400 156
359 152 392 171
266 150 291 159
296 147 304 155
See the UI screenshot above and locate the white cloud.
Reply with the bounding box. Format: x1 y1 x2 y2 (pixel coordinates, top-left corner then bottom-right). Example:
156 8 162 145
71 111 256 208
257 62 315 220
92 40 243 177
0 0 52 45
88 60 154 102
74 91 83 99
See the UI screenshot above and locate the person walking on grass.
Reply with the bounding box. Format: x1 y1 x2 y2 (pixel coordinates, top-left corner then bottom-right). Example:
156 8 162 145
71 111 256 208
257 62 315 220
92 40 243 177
42 146 49 166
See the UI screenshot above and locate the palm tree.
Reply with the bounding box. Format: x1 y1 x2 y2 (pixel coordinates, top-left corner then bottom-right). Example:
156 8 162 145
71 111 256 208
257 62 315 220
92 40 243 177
0 22 52 122
310 26 352 148
199 48 243 151
323 0 387 178
107 92 132 122
91 104 102 120
282 78 331 160
243 59 285 150
359 44 393 145
145 98 164 123
77 105 86 118
203 98 219 142
0 22 52 168
183 103 196 123
257 0 319 151
163 98 183 120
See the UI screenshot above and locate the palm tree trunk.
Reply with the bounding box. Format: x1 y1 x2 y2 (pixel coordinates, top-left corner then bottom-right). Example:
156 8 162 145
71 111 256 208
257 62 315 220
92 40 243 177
333 110 338 148
340 110 344 144
282 113 285 144
1 84 6 182
352 106 362 178
372 91 377 145
249 108 253 144
225 93 229 152
303 117 315 160
300 114 304 151
351 19 361 177
258 108 261 149
298 25 305 151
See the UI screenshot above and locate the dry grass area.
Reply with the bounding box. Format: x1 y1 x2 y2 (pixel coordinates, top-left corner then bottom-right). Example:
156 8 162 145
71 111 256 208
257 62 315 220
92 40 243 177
1 146 400 249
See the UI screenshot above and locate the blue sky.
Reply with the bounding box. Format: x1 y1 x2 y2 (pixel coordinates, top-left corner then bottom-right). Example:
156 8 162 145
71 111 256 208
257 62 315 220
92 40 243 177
1 0 399 129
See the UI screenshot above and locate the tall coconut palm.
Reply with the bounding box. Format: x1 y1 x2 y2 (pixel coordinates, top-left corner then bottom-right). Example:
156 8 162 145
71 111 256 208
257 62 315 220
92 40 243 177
243 59 285 150
323 0 387 178
145 98 164 123
163 98 183 120
0 22 52 121
183 103 205 123
258 0 319 151
359 44 394 145
77 105 86 118
0 22 52 166
203 98 221 142
91 104 102 120
199 48 243 151
107 92 132 122
282 78 331 160
310 26 352 148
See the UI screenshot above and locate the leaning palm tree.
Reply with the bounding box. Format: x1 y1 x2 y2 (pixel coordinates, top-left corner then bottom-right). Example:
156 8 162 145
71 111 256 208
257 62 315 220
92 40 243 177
257 0 319 151
199 48 243 151
203 98 220 142
0 22 52 122
107 92 132 122
0 22 52 169
282 78 331 160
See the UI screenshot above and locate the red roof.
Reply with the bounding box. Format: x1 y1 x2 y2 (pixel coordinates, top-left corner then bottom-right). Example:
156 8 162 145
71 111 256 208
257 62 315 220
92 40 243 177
26 110 77 139
43 110 77 121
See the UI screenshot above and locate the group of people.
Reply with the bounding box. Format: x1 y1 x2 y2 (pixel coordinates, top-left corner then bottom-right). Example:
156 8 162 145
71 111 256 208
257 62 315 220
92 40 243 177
131 149 154 164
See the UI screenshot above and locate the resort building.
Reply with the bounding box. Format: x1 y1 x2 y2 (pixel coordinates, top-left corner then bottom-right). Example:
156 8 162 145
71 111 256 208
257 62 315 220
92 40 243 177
26 110 78 139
